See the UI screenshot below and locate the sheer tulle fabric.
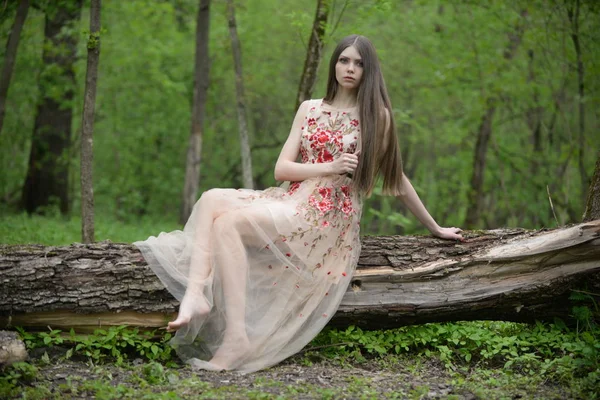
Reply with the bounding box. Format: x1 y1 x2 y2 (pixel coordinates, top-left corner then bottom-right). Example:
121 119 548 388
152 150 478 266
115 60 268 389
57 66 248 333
134 99 363 373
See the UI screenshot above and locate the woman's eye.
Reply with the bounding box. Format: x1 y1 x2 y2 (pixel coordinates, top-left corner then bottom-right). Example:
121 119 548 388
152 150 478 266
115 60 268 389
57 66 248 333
357 61 363 67
339 58 348 63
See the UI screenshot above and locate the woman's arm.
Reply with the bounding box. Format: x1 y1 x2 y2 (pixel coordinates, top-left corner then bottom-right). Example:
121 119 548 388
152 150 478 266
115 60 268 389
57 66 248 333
274 101 358 181
396 173 464 240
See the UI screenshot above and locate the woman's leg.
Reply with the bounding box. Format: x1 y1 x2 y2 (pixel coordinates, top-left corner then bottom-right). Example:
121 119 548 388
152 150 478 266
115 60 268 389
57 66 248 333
168 189 234 331
206 209 252 368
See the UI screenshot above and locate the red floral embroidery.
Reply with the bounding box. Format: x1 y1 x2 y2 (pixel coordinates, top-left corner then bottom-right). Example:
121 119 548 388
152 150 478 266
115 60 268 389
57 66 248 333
256 100 363 278
288 181 301 195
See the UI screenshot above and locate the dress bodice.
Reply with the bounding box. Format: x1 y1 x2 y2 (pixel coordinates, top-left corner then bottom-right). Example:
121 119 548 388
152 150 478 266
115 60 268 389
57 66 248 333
299 99 360 165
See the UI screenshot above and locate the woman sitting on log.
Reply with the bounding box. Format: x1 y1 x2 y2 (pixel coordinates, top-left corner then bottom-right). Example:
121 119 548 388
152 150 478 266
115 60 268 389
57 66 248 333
134 34 463 373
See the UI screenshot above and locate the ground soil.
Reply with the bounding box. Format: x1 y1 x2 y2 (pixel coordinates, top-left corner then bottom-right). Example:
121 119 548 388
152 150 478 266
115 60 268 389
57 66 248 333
9 346 571 399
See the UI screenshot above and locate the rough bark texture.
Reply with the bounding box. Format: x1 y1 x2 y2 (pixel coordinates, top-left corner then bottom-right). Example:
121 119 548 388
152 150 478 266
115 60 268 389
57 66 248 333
21 1 83 215
295 0 329 110
226 0 253 189
181 0 210 225
0 331 28 366
464 9 527 229
583 154 600 222
0 0 29 136
1 221 599 332
80 0 101 243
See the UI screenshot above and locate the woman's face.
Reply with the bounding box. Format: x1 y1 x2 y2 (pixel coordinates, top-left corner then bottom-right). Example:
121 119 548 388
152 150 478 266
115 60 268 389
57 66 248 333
335 45 363 91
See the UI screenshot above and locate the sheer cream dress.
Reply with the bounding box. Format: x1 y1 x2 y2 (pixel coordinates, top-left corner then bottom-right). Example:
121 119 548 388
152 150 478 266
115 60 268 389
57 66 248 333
134 99 363 373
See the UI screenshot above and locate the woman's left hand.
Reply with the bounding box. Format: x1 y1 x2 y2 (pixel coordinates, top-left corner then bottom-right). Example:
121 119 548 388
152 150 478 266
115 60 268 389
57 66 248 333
433 227 464 241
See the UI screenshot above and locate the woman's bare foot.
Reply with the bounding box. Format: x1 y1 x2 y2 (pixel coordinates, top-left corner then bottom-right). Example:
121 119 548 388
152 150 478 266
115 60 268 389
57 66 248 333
167 291 211 332
208 331 251 369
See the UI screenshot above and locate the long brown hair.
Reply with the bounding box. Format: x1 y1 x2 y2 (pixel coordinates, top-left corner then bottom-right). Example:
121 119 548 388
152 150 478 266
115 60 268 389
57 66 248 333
323 35 403 197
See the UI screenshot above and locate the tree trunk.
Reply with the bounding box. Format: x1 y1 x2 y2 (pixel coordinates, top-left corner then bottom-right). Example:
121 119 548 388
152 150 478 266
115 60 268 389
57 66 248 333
583 154 600 222
226 0 253 189
524 49 543 226
180 0 210 225
1 221 598 332
80 0 101 243
0 0 29 137
566 0 587 202
525 49 542 162
21 1 83 215
464 9 527 229
465 104 496 229
295 0 329 110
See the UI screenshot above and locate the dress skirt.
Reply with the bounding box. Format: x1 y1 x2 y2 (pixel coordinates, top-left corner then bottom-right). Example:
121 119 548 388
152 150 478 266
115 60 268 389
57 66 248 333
134 99 363 373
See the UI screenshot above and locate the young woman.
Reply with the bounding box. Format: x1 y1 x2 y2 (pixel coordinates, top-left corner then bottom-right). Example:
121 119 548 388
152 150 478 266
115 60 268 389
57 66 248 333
134 34 462 373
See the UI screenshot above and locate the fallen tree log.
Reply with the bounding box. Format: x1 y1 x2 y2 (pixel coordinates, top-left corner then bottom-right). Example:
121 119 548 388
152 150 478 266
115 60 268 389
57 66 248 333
1 220 599 332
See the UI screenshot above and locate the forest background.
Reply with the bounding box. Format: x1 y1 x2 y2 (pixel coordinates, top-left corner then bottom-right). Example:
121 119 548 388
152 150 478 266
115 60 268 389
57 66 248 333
1 0 599 245
1 1 600 398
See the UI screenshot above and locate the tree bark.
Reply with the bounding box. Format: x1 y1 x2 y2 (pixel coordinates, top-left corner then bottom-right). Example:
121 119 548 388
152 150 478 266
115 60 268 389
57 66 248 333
295 0 329 110
583 154 600 222
180 0 210 225
226 0 253 189
566 0 587 202
1 221 598 332
80 0 101 243
0 0 29 137
21 1 83 216
464 9 527 229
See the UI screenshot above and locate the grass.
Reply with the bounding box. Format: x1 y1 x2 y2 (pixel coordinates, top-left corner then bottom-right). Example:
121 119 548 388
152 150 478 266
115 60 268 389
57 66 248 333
3 321 598 399
0 211 181 245
0 350 580 399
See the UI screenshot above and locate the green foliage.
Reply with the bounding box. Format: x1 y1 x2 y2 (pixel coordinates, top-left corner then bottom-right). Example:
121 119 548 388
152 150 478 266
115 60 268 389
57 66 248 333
82 27 107 50
16 325 175 365
72 326 174 365
569 288 599 331
3 321 598 399
0 361 38 386
17 326 64 349
1 0 599 234
310 320 599 393
0 211 180 245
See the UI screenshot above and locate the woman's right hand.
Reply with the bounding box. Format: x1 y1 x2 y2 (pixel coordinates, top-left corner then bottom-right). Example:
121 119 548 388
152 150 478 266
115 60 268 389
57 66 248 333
329 153 359 175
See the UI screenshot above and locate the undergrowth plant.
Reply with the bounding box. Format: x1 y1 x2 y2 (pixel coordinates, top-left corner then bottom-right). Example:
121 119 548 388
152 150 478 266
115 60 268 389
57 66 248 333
311 319 599 393
16 325 175 366
569 288 599 332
